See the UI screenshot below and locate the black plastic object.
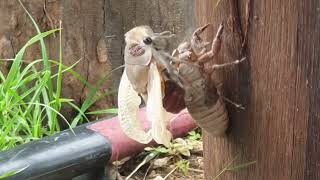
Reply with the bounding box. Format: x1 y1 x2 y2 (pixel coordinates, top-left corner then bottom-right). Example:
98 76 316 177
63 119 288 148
0 126 111 180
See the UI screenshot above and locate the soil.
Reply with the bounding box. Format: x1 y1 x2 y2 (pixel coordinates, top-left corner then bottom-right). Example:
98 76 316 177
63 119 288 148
108 136 204 180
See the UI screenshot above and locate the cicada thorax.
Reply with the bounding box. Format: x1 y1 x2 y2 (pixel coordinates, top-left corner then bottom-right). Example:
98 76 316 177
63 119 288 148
125 58 169 105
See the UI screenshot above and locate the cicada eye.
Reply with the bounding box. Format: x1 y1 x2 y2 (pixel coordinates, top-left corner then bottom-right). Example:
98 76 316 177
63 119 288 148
143 37 153 45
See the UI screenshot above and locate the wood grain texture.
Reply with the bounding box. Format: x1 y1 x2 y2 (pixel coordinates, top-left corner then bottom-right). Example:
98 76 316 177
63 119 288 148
196 0 320 179
301 1 320 179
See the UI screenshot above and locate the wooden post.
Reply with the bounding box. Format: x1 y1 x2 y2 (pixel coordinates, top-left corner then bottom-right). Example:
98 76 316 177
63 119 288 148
196 0 320 179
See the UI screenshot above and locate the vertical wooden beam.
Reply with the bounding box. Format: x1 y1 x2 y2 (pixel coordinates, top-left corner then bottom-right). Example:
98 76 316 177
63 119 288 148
300 1 320 179
196 0 320 179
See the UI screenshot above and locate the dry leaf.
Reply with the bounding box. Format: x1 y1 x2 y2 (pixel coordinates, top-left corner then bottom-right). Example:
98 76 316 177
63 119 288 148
153 175 165 180
153 157 172 169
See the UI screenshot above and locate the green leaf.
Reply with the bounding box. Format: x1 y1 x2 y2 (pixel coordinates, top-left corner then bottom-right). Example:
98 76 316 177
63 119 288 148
175 159 190 175
155 147 170 154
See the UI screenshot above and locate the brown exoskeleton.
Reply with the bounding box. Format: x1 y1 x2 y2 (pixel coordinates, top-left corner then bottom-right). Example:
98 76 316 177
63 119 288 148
167 24 245 136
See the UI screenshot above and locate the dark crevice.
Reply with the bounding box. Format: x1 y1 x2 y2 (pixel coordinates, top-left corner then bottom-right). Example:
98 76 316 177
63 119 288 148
8 36 15 56
156 0 163 28
233 0 252 57
4 36 16 71
290 23 301 180
102 0 106 32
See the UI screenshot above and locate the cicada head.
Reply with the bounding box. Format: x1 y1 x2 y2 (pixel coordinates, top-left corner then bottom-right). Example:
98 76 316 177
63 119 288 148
124 26 154 66
125 26 154 45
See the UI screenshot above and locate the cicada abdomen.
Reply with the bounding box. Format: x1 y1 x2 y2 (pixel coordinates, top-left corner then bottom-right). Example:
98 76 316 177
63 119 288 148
178 61 229 136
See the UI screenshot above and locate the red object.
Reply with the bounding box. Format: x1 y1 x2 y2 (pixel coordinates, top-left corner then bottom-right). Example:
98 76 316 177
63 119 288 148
87 108 196 162
163 81 186 113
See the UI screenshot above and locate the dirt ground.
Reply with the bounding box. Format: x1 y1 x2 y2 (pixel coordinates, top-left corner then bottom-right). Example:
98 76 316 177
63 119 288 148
108 131 204 180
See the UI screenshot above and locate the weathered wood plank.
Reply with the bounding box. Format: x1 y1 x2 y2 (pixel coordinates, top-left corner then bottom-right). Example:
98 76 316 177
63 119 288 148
196 0 320 179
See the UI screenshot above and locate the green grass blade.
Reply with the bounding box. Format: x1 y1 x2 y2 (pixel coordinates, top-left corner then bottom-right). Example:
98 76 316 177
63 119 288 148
226 161 257 172
55 21 63 108
0 70 5 82
51 59 81 78
19 102 74 135
16 59 44 86
18 0 58 126
4 29 59 89
70 76 110 127
18 0 50 67
0 165 29 179
23 71 50 116
86 108 118 115
65 101 90 124
71 65 124 127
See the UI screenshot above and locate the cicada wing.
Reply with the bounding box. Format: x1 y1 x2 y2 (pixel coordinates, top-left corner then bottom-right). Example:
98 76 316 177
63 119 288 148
118 69 152 144
146 62 172 147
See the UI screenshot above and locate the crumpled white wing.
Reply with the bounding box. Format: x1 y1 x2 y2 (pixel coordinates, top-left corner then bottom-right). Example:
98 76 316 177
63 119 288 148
118 69 152 144
147 62 172 147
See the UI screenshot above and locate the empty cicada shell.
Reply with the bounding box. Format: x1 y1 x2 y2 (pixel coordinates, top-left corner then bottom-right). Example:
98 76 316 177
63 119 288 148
169 24 245 136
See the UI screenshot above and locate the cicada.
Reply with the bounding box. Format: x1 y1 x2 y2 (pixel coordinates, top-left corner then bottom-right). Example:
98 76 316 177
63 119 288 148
118 26 178 146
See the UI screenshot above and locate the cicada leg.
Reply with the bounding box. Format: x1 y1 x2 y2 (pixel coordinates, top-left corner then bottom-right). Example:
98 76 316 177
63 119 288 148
207 57 246 71
197 24 224 63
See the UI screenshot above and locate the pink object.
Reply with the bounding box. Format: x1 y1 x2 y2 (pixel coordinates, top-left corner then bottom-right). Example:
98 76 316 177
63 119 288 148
87 108 196 162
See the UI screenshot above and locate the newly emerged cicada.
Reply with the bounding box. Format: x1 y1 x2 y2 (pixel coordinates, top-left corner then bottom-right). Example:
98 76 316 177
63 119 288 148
118 26 179 146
